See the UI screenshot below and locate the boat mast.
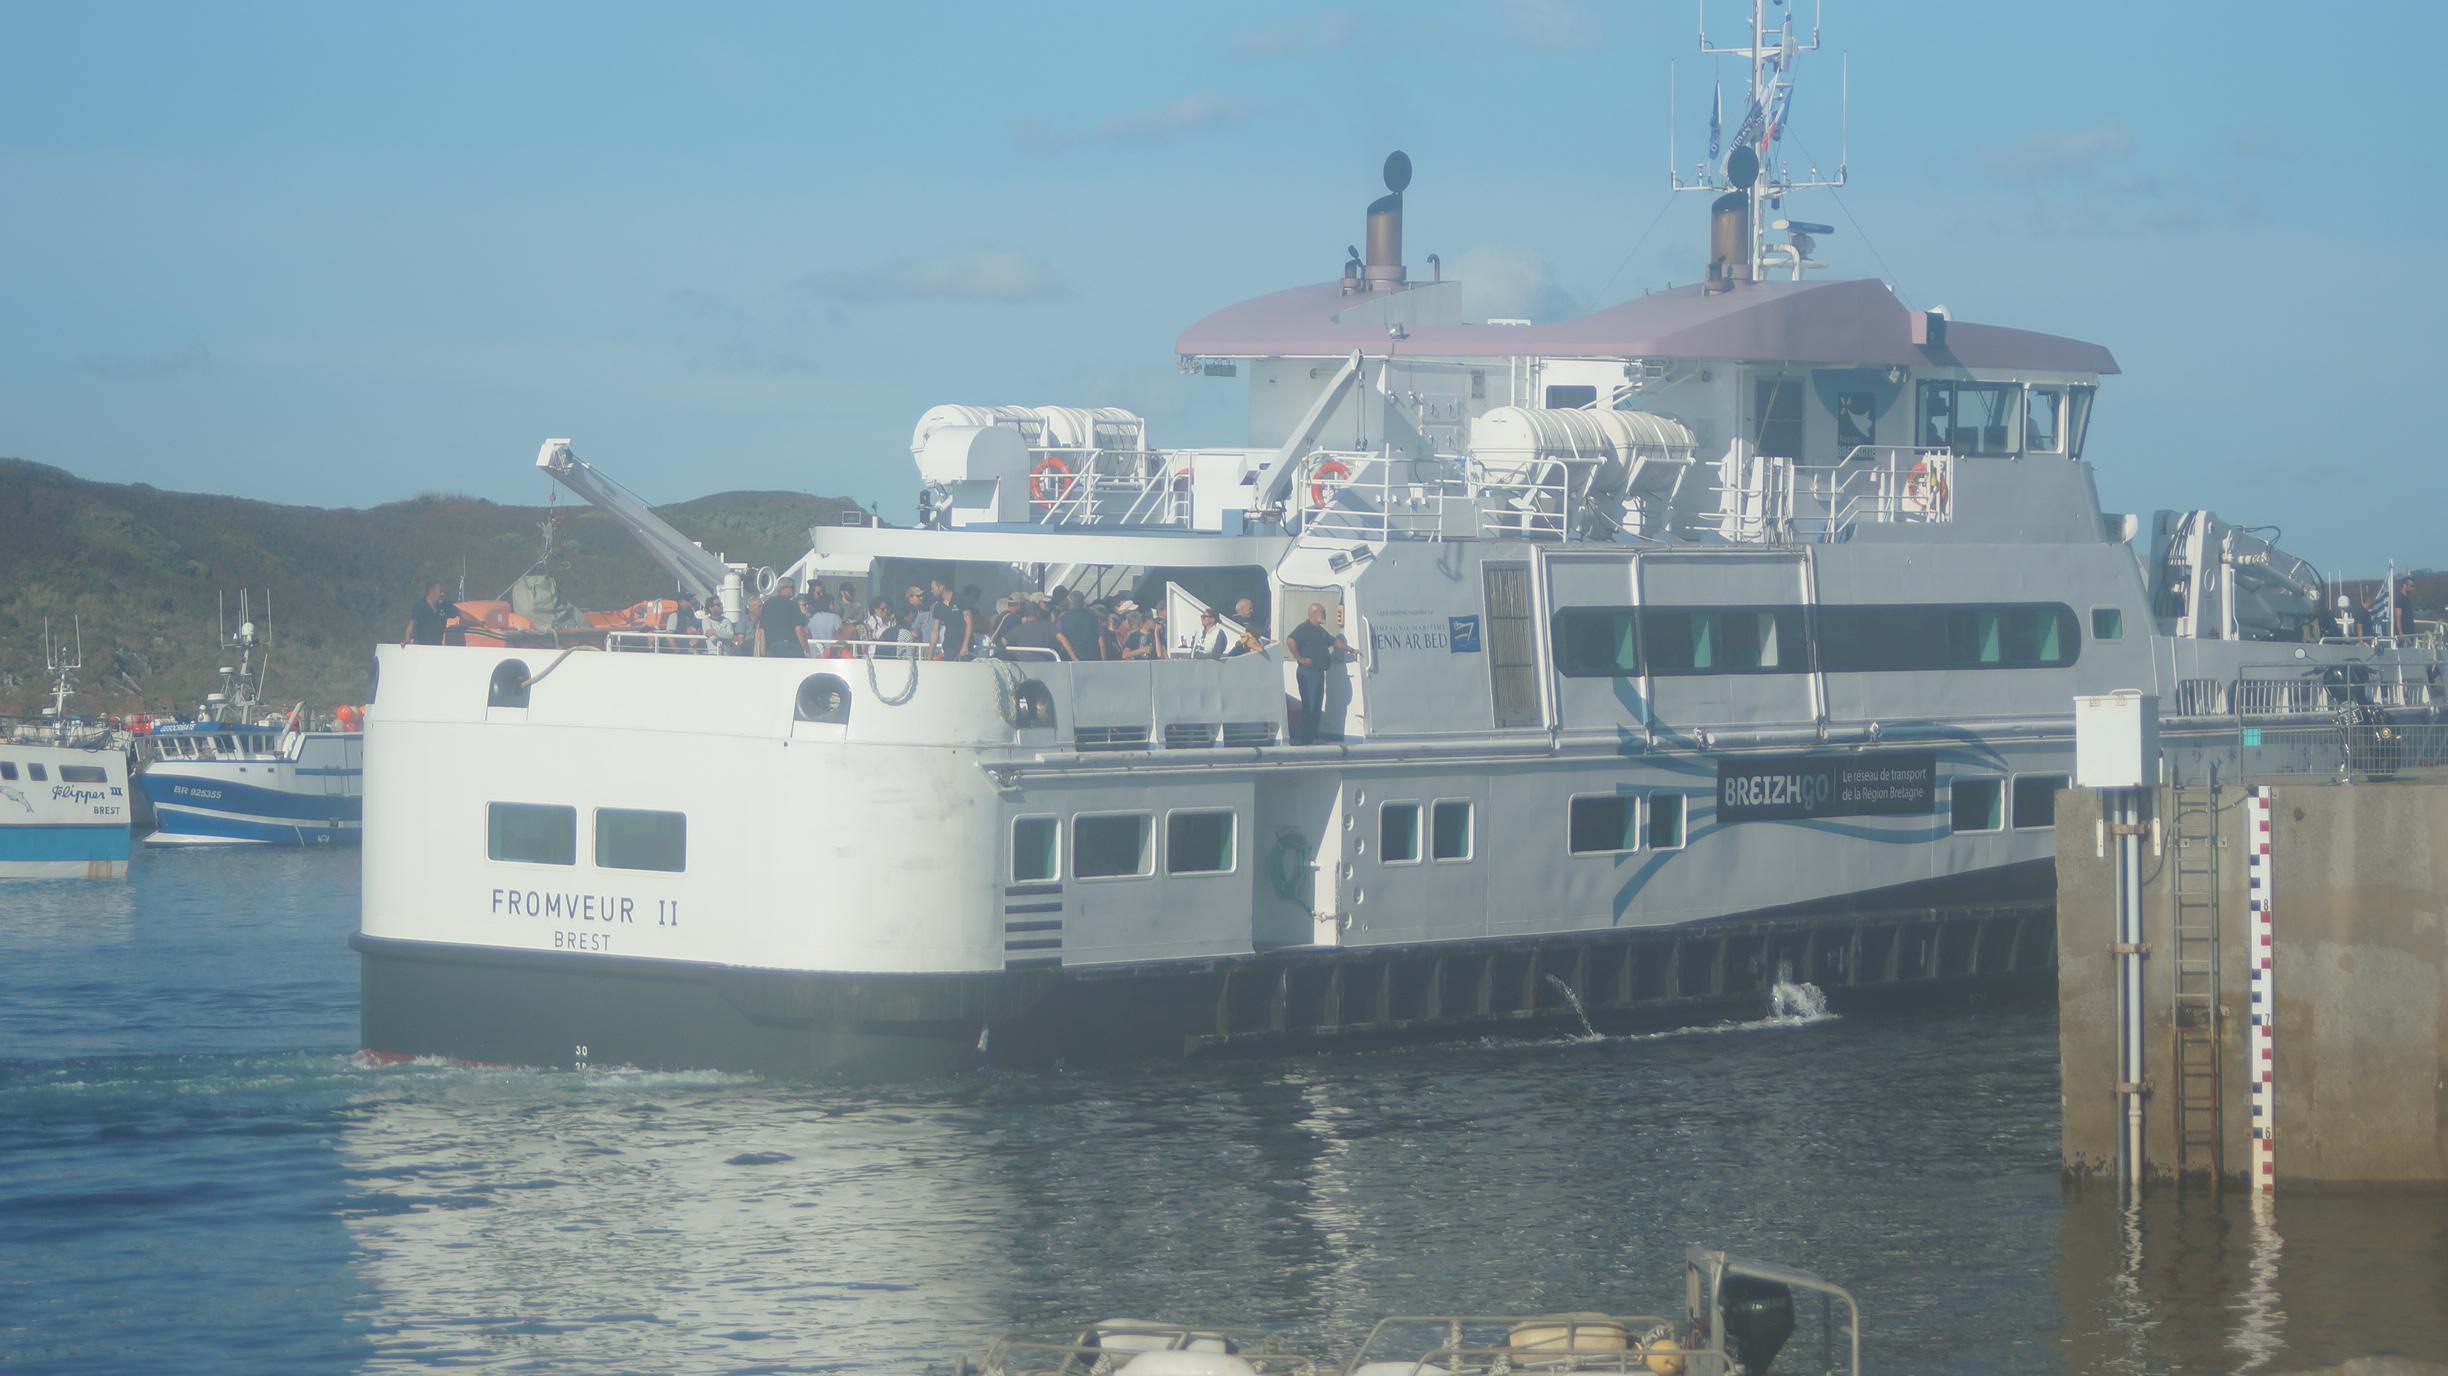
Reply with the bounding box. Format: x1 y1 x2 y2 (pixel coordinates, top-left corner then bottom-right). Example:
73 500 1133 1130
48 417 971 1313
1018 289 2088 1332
1675 0 1846 281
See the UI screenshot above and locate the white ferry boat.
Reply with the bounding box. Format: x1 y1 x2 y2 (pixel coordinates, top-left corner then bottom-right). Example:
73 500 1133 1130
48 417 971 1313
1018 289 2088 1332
133 594 364 846
356 6 2441 1076
1 624 132 880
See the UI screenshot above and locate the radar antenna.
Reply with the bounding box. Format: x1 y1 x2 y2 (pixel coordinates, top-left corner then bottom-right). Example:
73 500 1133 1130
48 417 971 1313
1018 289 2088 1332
1670 0 1848 282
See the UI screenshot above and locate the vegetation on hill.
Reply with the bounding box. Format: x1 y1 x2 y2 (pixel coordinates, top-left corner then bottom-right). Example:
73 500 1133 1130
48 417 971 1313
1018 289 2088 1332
0 458 859 715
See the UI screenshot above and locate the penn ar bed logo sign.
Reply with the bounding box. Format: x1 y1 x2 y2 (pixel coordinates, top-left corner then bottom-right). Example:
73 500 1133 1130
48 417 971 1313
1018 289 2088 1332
1717 751 1937 822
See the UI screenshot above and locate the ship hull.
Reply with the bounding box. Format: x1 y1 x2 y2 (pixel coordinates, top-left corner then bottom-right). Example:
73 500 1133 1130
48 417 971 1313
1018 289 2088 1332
0 744 132 881
137 742 362 847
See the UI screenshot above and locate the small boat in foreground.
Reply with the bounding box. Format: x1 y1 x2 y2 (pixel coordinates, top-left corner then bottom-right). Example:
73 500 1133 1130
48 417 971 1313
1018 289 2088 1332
965 1248 1859 1376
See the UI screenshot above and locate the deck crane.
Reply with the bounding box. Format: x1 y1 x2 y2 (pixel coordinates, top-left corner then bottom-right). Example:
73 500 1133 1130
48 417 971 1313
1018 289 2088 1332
533 438 763 617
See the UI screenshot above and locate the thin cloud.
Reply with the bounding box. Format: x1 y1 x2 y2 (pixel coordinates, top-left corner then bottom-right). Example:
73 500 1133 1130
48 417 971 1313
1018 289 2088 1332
802 248 1062 303
71 340 212 380
1983 123 2135 182
1234 10 1360 59
1493 0 1598 48
1018 95 1248 150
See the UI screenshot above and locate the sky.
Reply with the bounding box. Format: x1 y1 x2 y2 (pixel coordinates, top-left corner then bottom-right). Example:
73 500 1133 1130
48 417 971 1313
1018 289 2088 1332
2 0 2439 575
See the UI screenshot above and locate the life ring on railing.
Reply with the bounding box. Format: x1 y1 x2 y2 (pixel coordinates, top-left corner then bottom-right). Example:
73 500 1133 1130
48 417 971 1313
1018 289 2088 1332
1905 459 1949 513
1029 457 1071 510
1308 459 1352 509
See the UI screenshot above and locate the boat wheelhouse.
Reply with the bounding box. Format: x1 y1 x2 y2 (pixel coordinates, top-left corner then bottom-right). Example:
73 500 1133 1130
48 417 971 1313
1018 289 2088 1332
356 5 2442 1077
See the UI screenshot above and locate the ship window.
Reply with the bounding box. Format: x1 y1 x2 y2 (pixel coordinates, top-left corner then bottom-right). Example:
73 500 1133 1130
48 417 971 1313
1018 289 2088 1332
1430 799 1473 862
1642 608 1805 675
1752 375 1802 460
1818 604 2081 672
1952 383 2021 456
1553 609 1640 677
1380 801 1421 864
595 807 685 872
1568 794 1639 855
0 762 14 780
488 659 532 709
2092 608 2124 641
1011 816 1060 883
1544 384 1598 409
1951 779 2004 833
2067 385 2098 458
1165 810 1236 876
2013 776 2066 830
59 765 108 784
2026 387 2065 454
1073 812 1152 880
795 674 850 724
488 802 576 865
1649 793 1687 850
1917 380 1954 449
28 763 47 782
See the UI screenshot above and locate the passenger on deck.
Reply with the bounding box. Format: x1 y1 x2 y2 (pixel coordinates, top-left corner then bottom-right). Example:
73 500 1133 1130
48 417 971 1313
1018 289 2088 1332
1095 602 1124 660
1122 609 1162 660
2396 577 2418 636
1234 597 1267 642
401 581 463 647
756 578 809 657
699 597 738 655
806 593 843 647
1002 600 1060 660
863 598 893 646
1055 597 1104 661
943 586 980 660
907 586 936 646
1288 603 1358 745
987 594 1020 649
1194 608 1232 660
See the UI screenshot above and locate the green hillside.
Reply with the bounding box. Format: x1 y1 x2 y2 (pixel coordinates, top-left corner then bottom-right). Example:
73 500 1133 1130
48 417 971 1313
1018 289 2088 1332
0 458 860 715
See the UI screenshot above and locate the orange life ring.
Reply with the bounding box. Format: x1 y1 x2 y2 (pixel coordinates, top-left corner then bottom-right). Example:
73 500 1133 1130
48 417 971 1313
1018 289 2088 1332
1030 457 1071 508
1905 459 1949 513
1308 459 1351 509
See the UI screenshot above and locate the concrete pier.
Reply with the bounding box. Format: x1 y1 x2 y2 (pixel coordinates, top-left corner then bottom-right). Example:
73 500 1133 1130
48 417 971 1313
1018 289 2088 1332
2058 782 2448 1187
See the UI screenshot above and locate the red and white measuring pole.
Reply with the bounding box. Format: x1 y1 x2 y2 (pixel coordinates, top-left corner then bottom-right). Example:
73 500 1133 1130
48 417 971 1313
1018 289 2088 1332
2247 785 2277 1193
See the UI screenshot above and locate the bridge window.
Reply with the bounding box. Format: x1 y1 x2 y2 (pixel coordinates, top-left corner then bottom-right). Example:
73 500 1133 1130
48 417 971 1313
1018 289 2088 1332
1430 799 1474 862
1165 810 1236 876
488 802 576 865
2012 776 2066 830
2026 387 2065 454
1752 376 1803 460
1074 812 1152 880
1951 779 2004 833
487 660 532 709
1011 816 1060 883
1918 380 2024 457
1568 794 1639 855
59 765 108 784
1380 802 1422 864
2068 385 2098 458
596 808 685 872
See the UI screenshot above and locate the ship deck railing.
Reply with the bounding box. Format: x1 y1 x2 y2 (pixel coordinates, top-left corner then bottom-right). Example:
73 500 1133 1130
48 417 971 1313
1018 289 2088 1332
978 1321 1316 1376
1345 1314 1720 1376
1030 447 1194 529
1701 444 1955 544
605 630 1066 662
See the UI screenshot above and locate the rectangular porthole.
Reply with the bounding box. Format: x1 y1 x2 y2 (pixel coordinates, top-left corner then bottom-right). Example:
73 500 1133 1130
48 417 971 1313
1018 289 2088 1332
1380 802 1421 865
28 764 47 782
2091 607 2123 641
58 765 109 784
0 762 16 781
2013 775 2066 830
1951 779 2005 833
1430 799 1473 862
1011 816 1059 883
595 808 686 873
1165 810 1235 876
1568 794 1639 855
488 802 576 865
1074 813 1153 880
1648 793 1686 850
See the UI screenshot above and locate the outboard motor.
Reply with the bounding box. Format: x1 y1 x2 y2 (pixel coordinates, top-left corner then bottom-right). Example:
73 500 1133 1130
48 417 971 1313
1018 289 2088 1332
1720 1275 1795 1375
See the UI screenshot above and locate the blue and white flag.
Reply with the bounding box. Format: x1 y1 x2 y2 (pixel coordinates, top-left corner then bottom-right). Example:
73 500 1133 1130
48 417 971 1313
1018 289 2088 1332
1707 77 1722 160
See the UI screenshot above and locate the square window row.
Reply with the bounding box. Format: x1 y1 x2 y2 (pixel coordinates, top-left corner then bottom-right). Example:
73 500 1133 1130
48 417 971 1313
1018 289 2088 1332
1010 810 1236 883
1949 775 2066 833
1378 799 1476 864
1564 792 1688 855
487 803 686 872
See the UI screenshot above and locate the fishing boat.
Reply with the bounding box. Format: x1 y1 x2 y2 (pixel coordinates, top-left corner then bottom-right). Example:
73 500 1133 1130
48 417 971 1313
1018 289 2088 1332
964 1248 1858 1376
0 621 132 880
134 592 364 846
355 2 2443 1076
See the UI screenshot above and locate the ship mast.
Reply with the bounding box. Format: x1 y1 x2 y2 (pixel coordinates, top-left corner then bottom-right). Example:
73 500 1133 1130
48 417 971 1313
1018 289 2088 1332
1672 0 1847 282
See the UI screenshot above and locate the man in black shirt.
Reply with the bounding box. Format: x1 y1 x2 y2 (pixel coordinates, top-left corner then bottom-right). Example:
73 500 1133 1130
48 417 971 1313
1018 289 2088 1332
756 578 810 657
1287 602 1356 744
402 582 462 646
1055 600 1104 661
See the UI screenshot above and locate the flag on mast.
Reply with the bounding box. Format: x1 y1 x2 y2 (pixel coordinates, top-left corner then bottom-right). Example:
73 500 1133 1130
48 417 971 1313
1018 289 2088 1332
1707 77 1722 161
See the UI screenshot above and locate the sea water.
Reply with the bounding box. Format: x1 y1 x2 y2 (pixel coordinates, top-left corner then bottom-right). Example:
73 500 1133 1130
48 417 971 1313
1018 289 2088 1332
4 849 2445 1374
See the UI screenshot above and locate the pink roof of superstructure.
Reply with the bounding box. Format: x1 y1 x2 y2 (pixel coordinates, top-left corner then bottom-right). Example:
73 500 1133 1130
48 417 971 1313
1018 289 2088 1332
1174 276 2120 375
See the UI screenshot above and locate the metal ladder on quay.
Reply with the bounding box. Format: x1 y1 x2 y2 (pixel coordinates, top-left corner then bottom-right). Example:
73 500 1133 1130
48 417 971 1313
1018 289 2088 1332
2167 766 2225 1189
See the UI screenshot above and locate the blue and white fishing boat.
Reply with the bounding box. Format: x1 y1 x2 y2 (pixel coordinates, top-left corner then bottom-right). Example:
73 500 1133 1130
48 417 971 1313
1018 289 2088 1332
1 621 132 881
134 592 364 847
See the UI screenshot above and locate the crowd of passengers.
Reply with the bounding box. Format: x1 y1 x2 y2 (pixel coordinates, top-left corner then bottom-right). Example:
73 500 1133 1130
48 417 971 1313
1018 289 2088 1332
680 579 1273 663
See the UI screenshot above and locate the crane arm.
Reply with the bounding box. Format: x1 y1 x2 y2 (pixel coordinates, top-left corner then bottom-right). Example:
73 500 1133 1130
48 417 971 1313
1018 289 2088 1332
534 438 732 602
